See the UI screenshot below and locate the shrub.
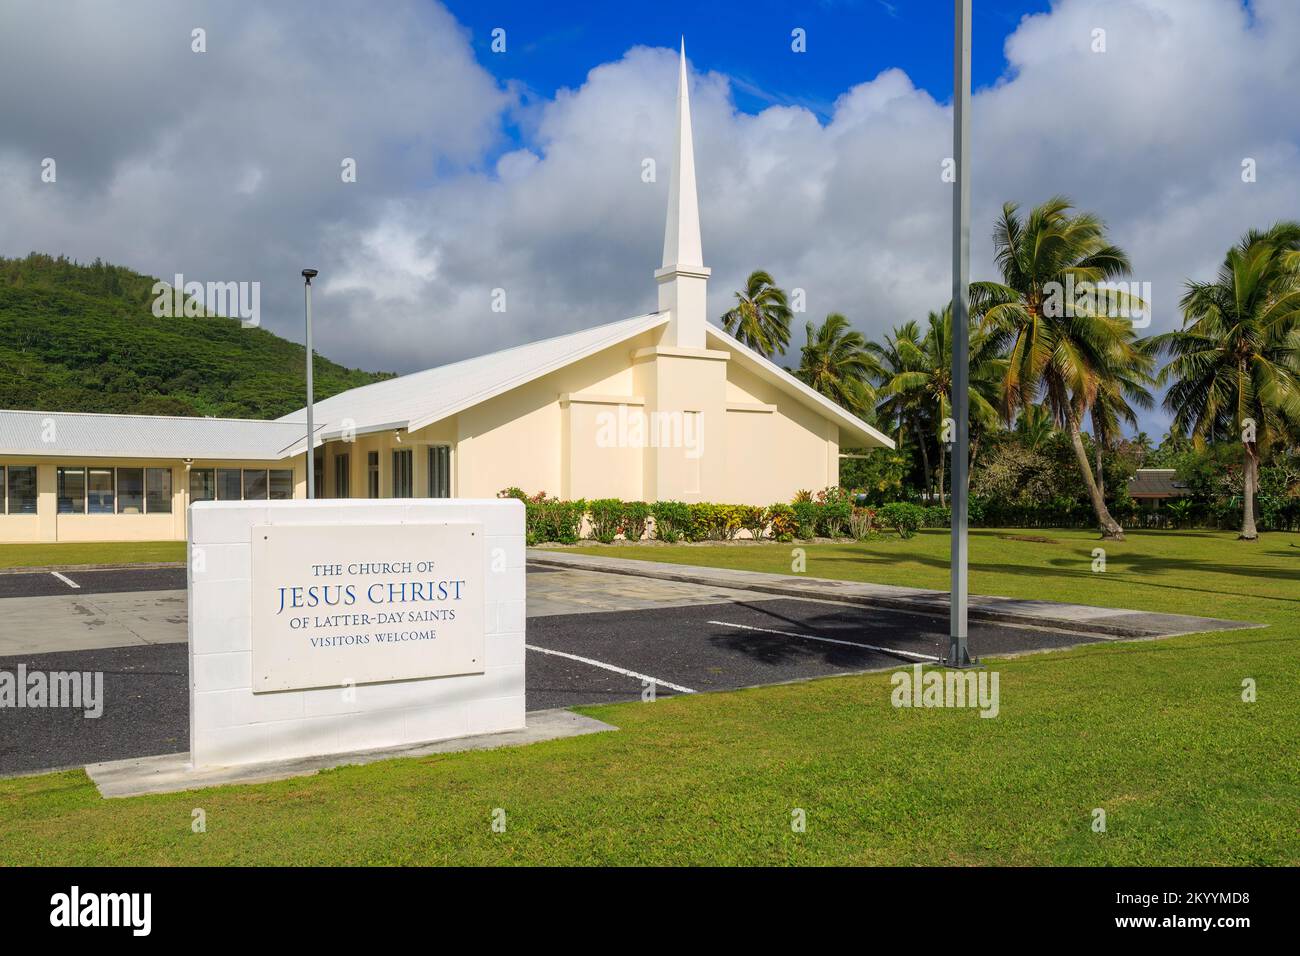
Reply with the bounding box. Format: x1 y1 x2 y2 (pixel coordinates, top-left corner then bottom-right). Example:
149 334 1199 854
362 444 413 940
621 500 651 541
791 500 820 539
923 505 951 528
587 498 624 543
878 501 925 539
765 504 797 541
736 505 767 540
524 494 586 544
689 503 744 540
650 500 691 542
792 488 813 503
849 506 878 540
497 487 528 502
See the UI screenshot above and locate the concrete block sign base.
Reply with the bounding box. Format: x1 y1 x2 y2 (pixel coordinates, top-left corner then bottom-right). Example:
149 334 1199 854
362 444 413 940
187 498 525 768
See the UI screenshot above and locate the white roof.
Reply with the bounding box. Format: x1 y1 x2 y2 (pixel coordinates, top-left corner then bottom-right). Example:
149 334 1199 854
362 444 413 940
0 312 892 462
278 311 893 452
0 408 313 461
276 312 670 453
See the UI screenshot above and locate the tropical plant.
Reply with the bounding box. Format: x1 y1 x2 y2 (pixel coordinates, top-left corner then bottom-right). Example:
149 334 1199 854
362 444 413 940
972 196 1147 539
1089 337 1157 499
720 270 792 358
1154 222 1300 539
874 303 1003 504
795 313 881 419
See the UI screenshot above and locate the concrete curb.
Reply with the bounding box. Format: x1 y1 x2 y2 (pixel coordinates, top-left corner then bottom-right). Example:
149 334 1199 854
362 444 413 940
0 561 185 576
528 549 1258 639
84 708 617 798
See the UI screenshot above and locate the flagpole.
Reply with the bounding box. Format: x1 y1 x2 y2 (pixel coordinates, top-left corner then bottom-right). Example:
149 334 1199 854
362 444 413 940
948 0 972 666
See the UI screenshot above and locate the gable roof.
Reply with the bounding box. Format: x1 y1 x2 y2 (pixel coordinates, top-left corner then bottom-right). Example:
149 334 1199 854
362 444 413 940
1128 468 1187 498
705 324 894 449
0 408 314 461
275 311 894 453
276 313 669 453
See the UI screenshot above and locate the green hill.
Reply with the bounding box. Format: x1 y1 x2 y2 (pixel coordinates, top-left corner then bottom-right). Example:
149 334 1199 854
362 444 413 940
0 253 393 419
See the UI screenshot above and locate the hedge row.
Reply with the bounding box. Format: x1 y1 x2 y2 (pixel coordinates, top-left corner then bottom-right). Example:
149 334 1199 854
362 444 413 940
501 488 1300 544
498 489 938 544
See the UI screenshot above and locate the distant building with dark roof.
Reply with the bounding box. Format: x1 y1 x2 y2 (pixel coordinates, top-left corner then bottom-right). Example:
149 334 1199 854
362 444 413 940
1127 468 1188 505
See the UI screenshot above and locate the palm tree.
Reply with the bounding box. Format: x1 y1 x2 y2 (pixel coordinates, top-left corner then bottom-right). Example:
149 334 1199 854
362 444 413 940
721 270 792 358
876 304 1002 503
1089 339 1156 499
795 313 880 419
972 196 1147 539
1014 403 1055 451
1154 223 1300 539
870 321 932 492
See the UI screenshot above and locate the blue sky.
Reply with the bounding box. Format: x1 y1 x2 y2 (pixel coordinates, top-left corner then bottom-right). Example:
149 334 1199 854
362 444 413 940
446 0 1052 122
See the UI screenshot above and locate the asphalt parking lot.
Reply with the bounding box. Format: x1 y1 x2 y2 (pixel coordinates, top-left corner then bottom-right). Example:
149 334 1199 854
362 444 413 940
0 584 1099 775
0 566 186 599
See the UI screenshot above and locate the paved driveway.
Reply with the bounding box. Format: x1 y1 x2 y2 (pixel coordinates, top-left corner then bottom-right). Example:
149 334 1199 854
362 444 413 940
0 563 1098 774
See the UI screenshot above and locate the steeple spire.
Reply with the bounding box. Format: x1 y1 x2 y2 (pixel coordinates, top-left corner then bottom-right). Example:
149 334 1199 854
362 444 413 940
655 38 710 349
662 38 703 269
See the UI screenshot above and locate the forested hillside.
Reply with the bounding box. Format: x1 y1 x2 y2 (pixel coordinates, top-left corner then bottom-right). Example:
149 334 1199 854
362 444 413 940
0 253 392 418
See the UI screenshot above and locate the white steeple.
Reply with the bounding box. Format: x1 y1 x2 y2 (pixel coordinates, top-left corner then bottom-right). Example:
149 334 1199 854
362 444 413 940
655 38 710 349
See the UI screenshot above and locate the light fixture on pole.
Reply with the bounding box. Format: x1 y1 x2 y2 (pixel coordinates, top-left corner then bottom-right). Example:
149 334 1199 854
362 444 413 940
302 268 318 501
948 0 974 667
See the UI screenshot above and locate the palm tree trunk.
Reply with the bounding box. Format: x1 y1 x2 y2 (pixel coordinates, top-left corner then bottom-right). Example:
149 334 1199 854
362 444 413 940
1241 442 1259 540
937 443 946 507
1095 440 1105 500
968 433 981 491
914 419 932 502
1065 406 1125 539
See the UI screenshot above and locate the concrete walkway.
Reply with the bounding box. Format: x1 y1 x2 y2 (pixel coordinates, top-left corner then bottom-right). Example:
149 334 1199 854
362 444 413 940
85 708 617 798
527 549 1257 639
0 589 188 656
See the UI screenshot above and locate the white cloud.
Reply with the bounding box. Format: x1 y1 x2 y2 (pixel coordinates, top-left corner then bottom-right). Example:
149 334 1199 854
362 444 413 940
1 0 1297 435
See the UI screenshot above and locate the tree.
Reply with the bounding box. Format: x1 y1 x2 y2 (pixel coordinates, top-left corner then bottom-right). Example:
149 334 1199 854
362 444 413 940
972 196 1147 539
1154 223 1300 539
1089 338 1156 498
870 321 932 493
720 270 792 358
875 304 1003 504
795 313 880 419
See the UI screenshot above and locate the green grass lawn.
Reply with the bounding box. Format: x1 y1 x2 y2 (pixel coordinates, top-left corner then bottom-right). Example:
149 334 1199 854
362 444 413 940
1 529 1296 865
0 541 185 570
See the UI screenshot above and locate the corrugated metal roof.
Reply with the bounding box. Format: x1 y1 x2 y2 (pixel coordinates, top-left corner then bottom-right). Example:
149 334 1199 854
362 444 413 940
1128 468 1187 498
277 313 669 451
0 409 312 461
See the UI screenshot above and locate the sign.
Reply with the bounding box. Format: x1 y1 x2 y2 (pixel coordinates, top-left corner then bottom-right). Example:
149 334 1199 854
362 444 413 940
250 522 485 692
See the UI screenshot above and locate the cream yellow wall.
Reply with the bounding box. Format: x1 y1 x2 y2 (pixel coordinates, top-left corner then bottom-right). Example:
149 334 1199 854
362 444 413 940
453 331 659 500
721 362 840 503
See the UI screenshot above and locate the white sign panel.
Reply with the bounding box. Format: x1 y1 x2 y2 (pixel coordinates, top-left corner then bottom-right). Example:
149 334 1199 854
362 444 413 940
251 522 485 692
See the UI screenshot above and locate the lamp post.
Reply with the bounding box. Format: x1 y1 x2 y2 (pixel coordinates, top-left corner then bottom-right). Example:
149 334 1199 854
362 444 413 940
302 268 318 500
948 0 973 666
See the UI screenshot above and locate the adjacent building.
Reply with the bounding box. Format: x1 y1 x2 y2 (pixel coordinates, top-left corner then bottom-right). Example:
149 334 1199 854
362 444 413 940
0 44 892 544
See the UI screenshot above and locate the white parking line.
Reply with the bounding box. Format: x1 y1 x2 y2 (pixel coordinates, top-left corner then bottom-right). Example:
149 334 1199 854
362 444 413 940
525 644 696 694
707 620 940 662
50 571 81 590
